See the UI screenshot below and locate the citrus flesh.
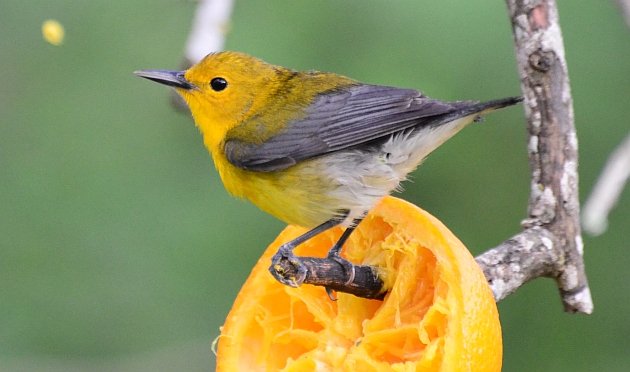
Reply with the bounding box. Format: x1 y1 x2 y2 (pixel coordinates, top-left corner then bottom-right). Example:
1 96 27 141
216 196 502 371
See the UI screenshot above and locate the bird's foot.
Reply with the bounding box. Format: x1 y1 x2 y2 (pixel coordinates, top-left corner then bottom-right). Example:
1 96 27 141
269 245 307 287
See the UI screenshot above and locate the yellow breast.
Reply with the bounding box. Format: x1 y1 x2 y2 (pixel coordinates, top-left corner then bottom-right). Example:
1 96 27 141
210 145 340 228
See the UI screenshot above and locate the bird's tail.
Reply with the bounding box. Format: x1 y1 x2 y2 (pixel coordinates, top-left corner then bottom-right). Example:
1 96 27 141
436 96 523 125
464 96 523 117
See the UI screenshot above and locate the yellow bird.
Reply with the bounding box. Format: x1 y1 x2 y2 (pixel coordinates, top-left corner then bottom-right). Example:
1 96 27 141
135 51 521 290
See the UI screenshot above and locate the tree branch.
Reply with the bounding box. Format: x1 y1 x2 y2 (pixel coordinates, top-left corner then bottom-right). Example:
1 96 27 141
475 0 593 314
476 228 558 301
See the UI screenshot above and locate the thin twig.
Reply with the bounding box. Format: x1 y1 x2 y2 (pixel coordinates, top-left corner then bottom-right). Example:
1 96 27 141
270 257 385 300
582 2 630 235
184 0 234 65
582 134 630 235
618 0 630 28
172 0 235 111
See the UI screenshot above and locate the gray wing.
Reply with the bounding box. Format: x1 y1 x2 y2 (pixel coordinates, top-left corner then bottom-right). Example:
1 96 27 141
224 84 472 172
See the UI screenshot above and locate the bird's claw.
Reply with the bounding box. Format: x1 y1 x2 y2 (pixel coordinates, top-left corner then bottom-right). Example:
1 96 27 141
269 245 307 287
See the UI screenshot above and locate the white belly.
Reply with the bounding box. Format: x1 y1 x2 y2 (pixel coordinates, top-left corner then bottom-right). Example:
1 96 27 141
309 115 476 226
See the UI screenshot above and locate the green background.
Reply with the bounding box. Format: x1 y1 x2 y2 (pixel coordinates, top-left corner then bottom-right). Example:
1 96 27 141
1 0 628 370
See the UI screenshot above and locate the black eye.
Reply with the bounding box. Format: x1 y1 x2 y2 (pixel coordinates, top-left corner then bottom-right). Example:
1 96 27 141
210 77 227 91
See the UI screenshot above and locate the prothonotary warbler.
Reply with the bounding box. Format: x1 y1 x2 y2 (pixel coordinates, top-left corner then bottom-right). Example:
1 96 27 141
135 51 522 292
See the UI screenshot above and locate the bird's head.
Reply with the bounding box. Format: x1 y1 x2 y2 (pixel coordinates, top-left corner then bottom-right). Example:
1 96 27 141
135 51 285 148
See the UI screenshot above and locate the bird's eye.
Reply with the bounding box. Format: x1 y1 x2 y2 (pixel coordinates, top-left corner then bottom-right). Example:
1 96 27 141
210 77 228 91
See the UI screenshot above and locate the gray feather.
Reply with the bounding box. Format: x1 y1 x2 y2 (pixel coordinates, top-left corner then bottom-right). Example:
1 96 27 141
224 84 521 172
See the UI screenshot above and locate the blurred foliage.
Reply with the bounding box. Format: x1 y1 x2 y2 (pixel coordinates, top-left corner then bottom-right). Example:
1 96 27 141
1 0 628 371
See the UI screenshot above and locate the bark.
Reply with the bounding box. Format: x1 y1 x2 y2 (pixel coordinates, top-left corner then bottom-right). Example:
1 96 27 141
474 0 593 314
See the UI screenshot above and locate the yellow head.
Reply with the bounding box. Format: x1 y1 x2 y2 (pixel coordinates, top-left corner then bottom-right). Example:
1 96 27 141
135 52 289 148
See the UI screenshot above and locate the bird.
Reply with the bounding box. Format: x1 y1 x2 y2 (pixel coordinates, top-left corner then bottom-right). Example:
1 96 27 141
135 51 522 293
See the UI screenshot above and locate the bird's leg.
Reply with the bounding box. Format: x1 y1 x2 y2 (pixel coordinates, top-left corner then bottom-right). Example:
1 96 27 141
269 211 348 287
325 215 366 300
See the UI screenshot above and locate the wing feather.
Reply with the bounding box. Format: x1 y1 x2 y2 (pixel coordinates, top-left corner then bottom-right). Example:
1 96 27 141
224 84 474 172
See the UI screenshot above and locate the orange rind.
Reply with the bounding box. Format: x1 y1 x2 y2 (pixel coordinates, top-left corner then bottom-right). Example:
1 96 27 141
216 196 502 371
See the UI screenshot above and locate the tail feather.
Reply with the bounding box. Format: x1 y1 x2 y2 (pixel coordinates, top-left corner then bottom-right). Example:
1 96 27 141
462 96 523 116
432 96 522 126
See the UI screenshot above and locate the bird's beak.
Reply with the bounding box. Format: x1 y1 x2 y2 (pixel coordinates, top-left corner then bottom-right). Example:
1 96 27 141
133 69 196 90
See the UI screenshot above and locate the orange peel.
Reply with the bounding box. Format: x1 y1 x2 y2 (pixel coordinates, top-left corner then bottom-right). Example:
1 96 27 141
216 196 502 371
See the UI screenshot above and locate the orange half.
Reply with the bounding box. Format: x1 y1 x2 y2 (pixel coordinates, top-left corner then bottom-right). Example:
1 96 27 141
216 196 502 371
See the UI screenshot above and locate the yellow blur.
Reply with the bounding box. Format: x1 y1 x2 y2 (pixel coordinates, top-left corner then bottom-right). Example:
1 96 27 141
42 19 64 46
